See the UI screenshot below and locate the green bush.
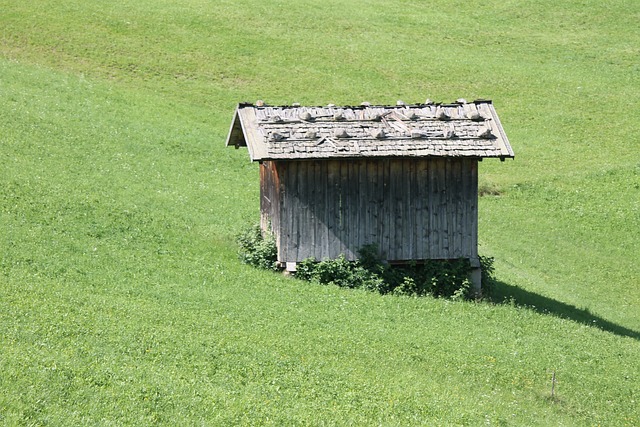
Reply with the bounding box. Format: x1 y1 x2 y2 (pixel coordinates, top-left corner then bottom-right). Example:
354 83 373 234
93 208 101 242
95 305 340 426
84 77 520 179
297 246 495 300
383 258 473 299
296 254 386 291
236 224 278 271
479 255 497 297
237 228 496 300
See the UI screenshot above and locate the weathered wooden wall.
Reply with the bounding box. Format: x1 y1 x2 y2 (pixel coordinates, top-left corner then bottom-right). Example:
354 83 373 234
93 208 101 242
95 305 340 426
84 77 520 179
260 157 479 265
260 161 280 235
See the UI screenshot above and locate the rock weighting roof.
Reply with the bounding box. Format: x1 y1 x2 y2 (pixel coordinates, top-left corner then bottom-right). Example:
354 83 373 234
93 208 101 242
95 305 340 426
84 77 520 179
226 100 514 161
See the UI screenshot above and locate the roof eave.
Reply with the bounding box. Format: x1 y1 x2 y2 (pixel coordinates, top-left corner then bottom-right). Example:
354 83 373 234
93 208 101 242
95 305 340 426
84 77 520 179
485 104 515 159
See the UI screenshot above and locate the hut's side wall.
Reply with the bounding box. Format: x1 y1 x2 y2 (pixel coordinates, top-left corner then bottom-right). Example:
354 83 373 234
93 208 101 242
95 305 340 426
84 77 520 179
268 157 478 264
260 161 282 247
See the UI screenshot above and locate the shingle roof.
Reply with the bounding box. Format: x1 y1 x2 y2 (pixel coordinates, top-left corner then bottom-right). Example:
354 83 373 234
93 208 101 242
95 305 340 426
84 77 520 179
226 100 514 161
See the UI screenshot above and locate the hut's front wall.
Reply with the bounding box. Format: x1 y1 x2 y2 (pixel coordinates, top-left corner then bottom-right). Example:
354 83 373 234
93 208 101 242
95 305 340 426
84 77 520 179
260 157 478 265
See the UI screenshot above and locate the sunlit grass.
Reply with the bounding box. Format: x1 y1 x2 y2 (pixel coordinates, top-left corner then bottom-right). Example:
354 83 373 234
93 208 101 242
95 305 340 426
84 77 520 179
1 0 639 425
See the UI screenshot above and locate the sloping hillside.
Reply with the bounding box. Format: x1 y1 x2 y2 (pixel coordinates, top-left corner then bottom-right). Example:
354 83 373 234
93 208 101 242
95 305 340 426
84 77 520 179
1 0 638 425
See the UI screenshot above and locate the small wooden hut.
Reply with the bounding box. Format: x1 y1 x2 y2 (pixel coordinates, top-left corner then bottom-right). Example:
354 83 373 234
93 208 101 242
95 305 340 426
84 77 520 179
226 100 514 291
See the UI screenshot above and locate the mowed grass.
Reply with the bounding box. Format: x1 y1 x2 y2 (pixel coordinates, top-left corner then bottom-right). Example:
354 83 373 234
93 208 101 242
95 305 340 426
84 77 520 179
1 0 639 425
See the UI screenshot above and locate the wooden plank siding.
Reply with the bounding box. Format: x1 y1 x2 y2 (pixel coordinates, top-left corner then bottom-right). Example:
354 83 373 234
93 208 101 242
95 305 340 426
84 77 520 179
262 157 480 264
259 161 281 243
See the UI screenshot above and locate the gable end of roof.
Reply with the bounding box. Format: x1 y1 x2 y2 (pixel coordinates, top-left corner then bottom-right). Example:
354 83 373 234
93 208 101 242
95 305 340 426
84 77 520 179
225 108 246 149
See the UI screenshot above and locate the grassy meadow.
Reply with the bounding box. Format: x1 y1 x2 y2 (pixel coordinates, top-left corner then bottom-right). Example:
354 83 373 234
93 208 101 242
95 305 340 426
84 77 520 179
1 0 639 425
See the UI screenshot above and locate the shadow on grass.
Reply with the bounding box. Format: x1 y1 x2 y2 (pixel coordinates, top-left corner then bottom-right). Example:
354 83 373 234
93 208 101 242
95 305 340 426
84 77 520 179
489 280 640 341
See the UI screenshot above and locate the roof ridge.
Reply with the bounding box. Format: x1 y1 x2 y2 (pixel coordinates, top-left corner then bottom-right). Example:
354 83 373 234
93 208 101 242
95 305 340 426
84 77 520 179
239 99 493 109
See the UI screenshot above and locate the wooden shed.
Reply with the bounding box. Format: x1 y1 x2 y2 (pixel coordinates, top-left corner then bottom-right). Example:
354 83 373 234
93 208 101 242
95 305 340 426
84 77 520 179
226 100 513 290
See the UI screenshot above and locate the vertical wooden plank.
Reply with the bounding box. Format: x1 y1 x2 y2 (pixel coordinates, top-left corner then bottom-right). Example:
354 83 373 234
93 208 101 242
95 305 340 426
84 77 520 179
305 161 314 260
459 158 469 259
428 158 440 258
289 160 298 263
408 159 417 261
426 159 434 259
451 158 463 258
293 161 303 262
367 159 382 258
380 159 391 261
342 159 350 258
260 162 267 232
400 158 410 261
448 158 457 259
292 161 302 262
286 161 298 263
417 158 430 260
457 158 467 258
315 160 327 260
447 159 455 258
389 159 403 261
359 159 369 254
470 159 479 260
463 159 478 258
409 159 419 261
261 162 272 230
268 162 278 233
346 159 357 260
304 160 318 259
386 159 395 260
441 159 451 258
350 160 359 258
414 159 422 260
341 160 350 259
325 160 334 259
399 159 408 261
399 158 408 261
279 162 289 262
272 162 283 260
298 161 312 261
436 158 444 259
340 159 349 258
358 159 373 250
422 158 431 260
442 158 450 259
326 160 340 259
269 161 282 261
373 160 381 258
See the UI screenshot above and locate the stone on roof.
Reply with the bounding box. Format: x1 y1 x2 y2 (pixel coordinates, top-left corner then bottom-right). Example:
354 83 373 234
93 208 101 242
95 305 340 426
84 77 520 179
226 100 514 161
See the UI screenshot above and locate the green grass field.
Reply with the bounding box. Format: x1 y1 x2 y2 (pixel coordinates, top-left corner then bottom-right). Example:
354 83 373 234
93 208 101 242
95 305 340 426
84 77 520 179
1 0 639 425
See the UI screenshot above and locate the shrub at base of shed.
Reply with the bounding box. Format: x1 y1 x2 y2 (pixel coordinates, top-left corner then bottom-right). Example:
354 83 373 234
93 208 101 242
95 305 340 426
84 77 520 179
237 227 496 299
297 252 496 300
236 224 279 271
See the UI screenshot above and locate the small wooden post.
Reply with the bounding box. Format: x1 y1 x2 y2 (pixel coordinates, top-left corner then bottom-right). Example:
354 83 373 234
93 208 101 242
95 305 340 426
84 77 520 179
470 268 482 297
285 262 297 273
469 257 481 298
